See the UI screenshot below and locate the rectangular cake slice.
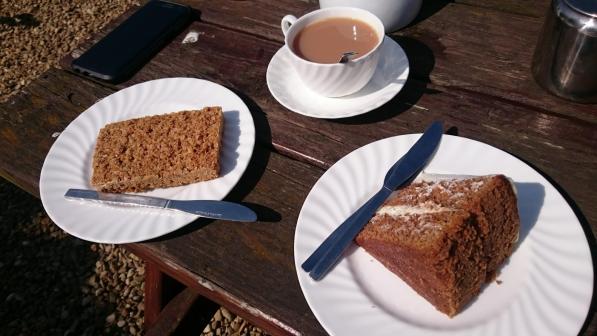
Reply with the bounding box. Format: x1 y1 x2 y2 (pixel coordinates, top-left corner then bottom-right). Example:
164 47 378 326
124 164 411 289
355 174 520 317
91 106 223 193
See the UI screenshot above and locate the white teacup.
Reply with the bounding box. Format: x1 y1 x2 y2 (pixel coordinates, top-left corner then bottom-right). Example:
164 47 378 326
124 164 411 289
281 7 385 97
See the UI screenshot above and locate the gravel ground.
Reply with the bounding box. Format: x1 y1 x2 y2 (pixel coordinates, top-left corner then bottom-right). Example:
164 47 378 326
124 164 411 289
0 178 150 335
1 1 266 335
0 0 137 102
0 179 268 335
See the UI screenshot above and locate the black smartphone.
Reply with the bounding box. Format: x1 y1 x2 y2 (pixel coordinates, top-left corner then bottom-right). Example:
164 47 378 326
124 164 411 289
72 0 191 82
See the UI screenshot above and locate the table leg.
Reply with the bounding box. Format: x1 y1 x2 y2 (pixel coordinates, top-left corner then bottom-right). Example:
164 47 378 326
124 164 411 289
145 288 200 336
144 260 163 330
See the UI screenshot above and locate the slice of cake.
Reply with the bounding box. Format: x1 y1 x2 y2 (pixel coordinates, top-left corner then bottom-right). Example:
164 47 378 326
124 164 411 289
355 174 520 317
91 106 224 193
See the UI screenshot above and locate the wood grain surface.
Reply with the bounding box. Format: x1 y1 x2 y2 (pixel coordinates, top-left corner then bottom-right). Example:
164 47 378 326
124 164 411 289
63 1 597 123
0 69 113 195
456 0 550 17
62 18 597 230
1 0 595 335
193 0 594 123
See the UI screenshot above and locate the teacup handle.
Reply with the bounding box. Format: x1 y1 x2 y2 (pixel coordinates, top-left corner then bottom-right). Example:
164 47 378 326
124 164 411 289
281 15 297 37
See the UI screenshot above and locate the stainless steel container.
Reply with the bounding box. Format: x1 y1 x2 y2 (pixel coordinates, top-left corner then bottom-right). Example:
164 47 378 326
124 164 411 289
532 0 597 103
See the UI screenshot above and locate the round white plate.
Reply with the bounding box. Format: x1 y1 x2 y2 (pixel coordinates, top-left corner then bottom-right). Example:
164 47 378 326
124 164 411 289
266 36 409 119
40 78 255 244
295 135 593 336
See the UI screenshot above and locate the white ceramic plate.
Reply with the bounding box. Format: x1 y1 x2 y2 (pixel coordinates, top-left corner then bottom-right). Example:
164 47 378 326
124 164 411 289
266 36 409 119
295 135 593 336
40 78 255 243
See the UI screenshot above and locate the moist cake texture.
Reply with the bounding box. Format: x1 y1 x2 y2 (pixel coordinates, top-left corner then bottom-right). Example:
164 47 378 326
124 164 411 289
355 174 520 317
91 106 223 193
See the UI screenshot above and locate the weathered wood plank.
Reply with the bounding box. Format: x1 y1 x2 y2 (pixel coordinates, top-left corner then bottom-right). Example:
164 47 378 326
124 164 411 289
456 0 549 18
62 1 596 123
166 0 596 122
0 69 114 196
9 8 597 268
62 20 596 232
181 0 551 41
188 0 316 42
128 151 326 336
56 16 597 239
394 3 597 123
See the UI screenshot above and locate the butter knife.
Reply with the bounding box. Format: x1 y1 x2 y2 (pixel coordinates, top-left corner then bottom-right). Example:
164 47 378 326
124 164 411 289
304 121 443 280
65 189 257 222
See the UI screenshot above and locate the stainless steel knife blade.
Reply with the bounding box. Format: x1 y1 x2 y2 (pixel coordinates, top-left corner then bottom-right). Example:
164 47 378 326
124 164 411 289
64 189 257 222
303 121 443 280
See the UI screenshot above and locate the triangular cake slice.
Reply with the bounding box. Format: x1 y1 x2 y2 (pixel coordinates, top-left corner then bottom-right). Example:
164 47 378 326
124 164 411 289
355 174 520 317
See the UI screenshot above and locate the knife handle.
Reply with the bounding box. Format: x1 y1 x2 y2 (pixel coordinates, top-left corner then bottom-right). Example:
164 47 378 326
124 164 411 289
307 188 391 280
301 195 379 272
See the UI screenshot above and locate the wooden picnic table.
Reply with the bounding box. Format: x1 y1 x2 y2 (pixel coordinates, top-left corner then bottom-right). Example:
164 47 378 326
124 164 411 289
1 0 595 335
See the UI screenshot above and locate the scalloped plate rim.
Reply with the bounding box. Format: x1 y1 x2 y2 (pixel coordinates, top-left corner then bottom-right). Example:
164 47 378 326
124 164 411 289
294 134 593 336
39 77 256 244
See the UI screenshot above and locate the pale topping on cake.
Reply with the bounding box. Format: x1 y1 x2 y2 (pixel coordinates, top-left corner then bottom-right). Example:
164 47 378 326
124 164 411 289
370 174 493 238
382 174 501 210
470 180 485 191
414 172 478 182
377 202 454 217
416 172 517 195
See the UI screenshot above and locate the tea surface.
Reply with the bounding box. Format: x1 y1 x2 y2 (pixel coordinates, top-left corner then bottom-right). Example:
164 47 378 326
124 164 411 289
292 18 379 64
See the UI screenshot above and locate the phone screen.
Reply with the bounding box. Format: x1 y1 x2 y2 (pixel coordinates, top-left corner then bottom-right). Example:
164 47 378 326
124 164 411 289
72 1 191 82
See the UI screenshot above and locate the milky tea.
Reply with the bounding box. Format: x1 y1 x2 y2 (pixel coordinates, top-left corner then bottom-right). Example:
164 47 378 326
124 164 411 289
292 18 379 64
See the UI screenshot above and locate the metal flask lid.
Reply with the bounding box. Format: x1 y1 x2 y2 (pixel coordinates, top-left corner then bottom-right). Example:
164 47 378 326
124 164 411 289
557 0 597 36
563 0 597 18
532 0 597 102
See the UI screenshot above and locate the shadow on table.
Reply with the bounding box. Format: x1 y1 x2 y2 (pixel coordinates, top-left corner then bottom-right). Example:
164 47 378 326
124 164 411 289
145 91 280 242
226 89 281 222
333 1 454 125
334 36 438 125
407 0 453 28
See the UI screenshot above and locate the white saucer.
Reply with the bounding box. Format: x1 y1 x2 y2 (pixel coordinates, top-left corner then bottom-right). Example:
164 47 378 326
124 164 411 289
266 36 409 119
